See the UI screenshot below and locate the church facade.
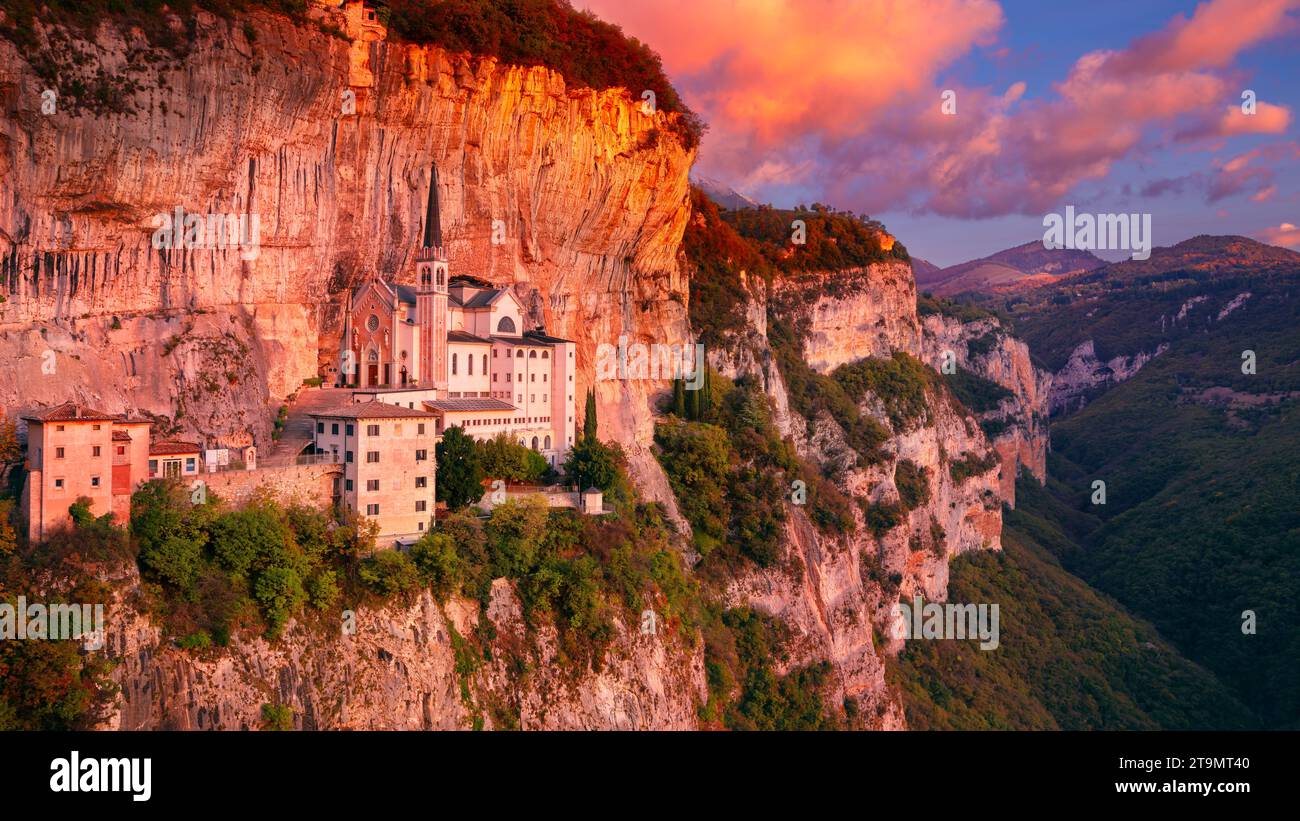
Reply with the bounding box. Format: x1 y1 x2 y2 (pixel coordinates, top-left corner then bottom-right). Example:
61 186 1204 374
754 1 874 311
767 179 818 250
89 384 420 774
337 164 577 471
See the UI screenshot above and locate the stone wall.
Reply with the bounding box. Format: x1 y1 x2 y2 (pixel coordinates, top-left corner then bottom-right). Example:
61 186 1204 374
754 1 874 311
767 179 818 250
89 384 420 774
199 463 341 508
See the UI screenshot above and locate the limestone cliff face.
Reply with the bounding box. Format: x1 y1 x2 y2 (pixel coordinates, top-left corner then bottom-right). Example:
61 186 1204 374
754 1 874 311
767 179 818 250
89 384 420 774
768 263 1050 505
709 269 1012 727
770 262 922 372
919 314 1051 505
101 570 704 731
0 9 693 451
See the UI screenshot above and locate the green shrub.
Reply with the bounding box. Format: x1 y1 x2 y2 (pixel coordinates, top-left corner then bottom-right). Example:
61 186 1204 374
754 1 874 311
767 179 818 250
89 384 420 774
894 460 930 511
832 351 935 430
950 451 999 484
305 568 339 611
861 500 905 538
358 550 420 597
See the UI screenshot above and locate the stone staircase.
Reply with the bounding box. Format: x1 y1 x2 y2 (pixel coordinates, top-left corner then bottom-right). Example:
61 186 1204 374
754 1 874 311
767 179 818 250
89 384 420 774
265 387 351 462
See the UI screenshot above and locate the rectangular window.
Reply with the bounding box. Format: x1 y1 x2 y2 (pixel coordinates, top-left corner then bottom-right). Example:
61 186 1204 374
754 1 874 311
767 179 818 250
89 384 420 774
416 477 428 488
56 447 65 459
116 446 125 456
506 373 512 382
366 504 379 516
54 478 64 489
185 458 196 472
316 422 324 434
346 424 354 436
367 424 380 436
366 479 380 491
91 476 100 487
366 451 380 463
418 423 425 435
92 446 101 457
415 500 427 512
346 451 354 463
332 423 340 435
415 449 428 461
493 373 498 382
93 424 101 431
148 459 158 475
56 425 65 432
346 479 354 491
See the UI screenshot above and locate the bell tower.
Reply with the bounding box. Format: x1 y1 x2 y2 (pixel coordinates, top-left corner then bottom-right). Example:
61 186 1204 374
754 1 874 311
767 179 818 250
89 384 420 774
416 162 449 394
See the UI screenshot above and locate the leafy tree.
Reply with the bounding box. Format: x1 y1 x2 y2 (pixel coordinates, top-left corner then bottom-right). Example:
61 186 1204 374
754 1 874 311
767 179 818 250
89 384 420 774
477 433 547 483
563 436 620 492
253 565 306 637
0 498 16 555
409 531 464 600
0 416 20 464
130 480 209 592
436 426 485 510
484 496 550 578
209 503 293 577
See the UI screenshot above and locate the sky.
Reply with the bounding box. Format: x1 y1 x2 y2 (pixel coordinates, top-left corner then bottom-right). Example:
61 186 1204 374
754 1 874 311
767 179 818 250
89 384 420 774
580 0 1300 267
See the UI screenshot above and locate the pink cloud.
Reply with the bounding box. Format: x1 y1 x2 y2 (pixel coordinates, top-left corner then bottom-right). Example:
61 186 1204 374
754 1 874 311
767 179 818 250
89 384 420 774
584 0 1299 218
1256 222 1300 248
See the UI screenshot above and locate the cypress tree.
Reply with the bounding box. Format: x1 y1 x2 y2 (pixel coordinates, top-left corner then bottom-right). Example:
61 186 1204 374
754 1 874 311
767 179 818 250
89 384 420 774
672 378 686 417
584 389 598 442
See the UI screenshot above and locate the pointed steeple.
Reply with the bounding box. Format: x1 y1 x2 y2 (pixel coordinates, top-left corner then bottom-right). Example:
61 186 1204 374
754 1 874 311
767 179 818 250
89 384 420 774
422 161 442 251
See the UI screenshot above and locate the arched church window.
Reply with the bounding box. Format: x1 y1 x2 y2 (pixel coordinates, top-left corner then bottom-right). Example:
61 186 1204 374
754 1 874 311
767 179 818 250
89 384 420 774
529 351 537 358
516 350 523 358
451 353 458 375
367 350 379 362
544 436 551 449
531 437 539 451
497 316 516 334
542 351 549 359
482 354 487 374
468 356 473 376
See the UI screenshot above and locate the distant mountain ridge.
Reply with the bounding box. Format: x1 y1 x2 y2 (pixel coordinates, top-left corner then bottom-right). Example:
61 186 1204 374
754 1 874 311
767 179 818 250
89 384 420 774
918 241 1105 295
1074 234 1300 284
692 175 761 210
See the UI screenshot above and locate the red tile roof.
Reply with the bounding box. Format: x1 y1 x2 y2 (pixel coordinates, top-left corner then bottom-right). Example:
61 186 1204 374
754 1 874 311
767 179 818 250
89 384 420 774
149 440 202 456
21 402 117 423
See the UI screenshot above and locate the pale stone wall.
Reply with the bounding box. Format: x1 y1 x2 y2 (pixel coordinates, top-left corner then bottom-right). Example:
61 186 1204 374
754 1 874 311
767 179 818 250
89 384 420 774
199 463 342 509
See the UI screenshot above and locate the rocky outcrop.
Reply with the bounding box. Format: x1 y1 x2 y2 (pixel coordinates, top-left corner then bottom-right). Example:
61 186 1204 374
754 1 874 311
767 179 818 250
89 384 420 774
771 262 922 372
102 570 704 730
767 263 1050 506
919 314 1051 504
1049 338 1167 415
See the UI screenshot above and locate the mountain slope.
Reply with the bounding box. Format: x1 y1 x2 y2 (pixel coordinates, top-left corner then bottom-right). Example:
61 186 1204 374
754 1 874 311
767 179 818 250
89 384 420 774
1041 289 1300 728
889 475 1257 730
